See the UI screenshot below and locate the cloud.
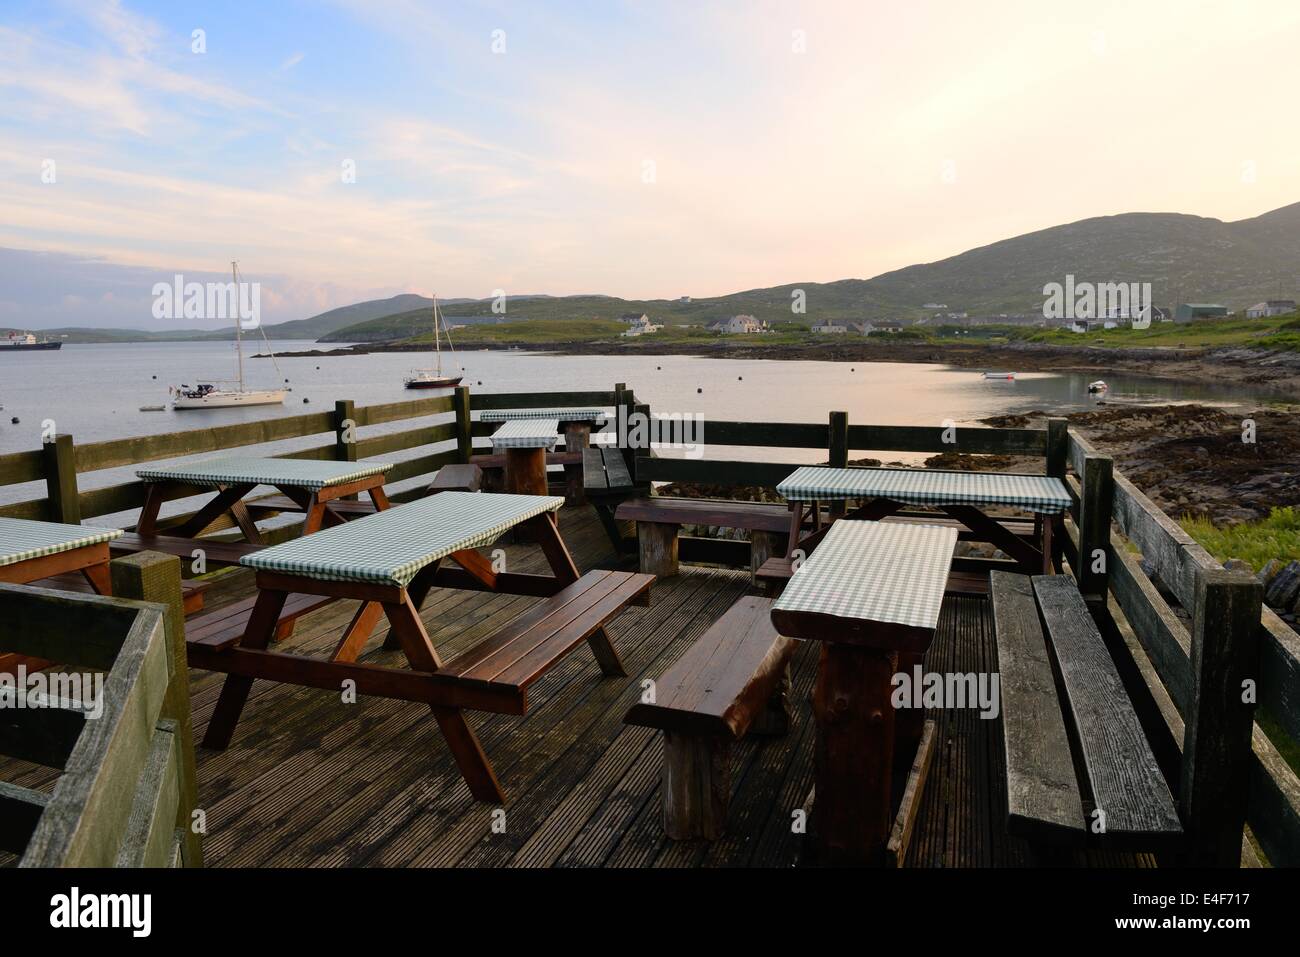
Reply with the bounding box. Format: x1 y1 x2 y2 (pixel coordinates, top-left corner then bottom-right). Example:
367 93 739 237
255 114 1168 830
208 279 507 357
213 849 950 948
280 52 305 71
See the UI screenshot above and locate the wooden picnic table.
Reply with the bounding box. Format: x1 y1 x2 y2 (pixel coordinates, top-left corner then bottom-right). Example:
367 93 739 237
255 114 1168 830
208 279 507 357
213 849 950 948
482 409 609 504
0 517 123 673
770 519 957 865
189 491 653 804
776 465 1071 574
489 419 560 497
136 456 393 544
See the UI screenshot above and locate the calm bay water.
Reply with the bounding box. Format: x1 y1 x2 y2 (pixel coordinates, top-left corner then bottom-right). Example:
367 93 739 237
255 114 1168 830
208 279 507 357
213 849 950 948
0 340 1273 515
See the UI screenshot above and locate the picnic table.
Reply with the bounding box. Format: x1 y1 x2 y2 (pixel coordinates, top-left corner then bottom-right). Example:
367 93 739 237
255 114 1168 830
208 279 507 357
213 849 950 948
776 465 1071 573
489 419 559 497
0 517 124 673
136 456 393 544
188 491 653 804
482 409 608 503
770 519 957 865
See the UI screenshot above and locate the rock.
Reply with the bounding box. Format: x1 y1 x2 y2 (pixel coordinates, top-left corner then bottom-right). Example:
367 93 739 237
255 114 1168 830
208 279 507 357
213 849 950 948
1264 561 1300 610
1258 559 1282 586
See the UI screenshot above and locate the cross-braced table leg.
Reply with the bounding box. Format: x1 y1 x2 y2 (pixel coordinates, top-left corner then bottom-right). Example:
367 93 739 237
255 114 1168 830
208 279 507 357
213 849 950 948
202 588 288 749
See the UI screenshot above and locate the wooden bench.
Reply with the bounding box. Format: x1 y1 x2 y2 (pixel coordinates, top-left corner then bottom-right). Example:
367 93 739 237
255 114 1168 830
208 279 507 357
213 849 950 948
186 591 338 652
37 571 211 616
623 596 796 839
583 447 637 552
110 532 263 569
428 463 482 493
990 571 1183 854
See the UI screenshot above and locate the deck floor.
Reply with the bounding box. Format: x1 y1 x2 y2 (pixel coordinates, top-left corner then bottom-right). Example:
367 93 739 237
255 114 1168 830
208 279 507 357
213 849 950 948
2 505 1032 867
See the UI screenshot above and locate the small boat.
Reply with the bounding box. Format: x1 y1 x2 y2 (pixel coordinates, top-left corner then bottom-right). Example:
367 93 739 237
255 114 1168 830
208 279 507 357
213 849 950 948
2 332 61 351
1088 380 1108 393
172 262 286 410
982 371 1016 380
405 294 462 390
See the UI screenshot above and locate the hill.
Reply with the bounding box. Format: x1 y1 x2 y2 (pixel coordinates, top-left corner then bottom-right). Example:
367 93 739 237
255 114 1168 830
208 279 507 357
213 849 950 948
321 201 1300 342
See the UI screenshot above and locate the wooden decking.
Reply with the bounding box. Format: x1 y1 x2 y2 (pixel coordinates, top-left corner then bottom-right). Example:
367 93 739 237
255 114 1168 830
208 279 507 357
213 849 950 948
2 505 1029 868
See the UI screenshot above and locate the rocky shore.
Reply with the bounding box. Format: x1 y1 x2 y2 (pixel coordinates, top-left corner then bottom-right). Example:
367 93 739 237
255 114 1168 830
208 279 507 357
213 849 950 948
262 338 1300 400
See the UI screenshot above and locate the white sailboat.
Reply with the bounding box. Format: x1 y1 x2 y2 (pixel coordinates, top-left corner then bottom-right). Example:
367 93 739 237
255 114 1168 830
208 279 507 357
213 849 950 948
172 262 287 410
404 294 463 389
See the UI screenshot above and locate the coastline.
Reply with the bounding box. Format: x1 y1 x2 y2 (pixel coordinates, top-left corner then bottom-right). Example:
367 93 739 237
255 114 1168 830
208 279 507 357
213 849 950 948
263 338 1300 401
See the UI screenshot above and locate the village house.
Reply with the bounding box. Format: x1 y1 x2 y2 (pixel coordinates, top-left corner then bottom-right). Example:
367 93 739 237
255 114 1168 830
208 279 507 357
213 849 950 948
1174 303 1230 323
811 319 856 334
708 314 769 334
862 320 904 335
620 315 663 337
1246 299 1297 318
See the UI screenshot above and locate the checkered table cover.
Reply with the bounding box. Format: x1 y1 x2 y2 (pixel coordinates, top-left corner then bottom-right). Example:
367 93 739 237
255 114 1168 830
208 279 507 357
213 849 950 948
489 418 560 450
0 517 123 568
777 466 1071 515
772 520 957 630
480 408 608 426
241 491 564 587
136 456 391 490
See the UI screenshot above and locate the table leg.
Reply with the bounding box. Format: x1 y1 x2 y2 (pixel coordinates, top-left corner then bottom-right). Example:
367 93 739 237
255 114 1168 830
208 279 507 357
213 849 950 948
785 502 804 558
137 483 165 536
504 447 548 496
173 484 257 538
384 591 505 804
81 560 113 596
1041 513 1054 574
530 513 626 677
369 484 391 511
202 588 287 749
809 643 897 866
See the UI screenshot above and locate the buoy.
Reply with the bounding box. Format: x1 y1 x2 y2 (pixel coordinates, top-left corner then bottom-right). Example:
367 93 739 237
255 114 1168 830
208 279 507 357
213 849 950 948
697 387 702 394
656 366 661 370
151 374 157 379
316 365 321 370
302 398 309 403
284 378 290 383
738 376 743 381
10 416 18 424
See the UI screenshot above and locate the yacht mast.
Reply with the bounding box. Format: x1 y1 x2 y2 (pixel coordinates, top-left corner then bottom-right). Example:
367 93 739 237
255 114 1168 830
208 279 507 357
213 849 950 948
433 294 442 376
232 261 245 392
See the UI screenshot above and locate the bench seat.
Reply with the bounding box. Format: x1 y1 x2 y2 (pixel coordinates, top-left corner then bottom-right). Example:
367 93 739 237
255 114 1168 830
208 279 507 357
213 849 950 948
186 592 337 652
439 569 653 707
624 596 796 839
991 571 1183 851
110 532 262 568
36 572 210 616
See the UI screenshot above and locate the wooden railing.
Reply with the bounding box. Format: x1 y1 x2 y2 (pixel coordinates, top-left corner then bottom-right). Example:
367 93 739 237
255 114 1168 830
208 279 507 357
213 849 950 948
1063 431 1300 866
0 384 635 529
0 552 200 867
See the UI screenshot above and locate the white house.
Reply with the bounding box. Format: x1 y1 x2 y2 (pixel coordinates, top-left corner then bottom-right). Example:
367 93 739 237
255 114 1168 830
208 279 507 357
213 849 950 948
1246 300 1297 319
812 319 853 334
861 321 904 335
618 313 650 325
708 315 769 334
620 315 663 337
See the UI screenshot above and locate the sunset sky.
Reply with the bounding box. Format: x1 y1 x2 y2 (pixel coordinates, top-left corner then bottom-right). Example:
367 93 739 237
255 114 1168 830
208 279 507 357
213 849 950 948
2 0 1299 328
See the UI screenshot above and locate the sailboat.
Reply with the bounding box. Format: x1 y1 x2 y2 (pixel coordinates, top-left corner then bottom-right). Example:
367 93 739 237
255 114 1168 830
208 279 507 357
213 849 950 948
404 294 463 389
172 262 287 410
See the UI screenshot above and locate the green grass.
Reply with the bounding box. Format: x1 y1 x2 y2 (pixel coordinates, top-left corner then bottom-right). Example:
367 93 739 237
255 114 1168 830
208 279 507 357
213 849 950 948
1017 315 1300 351
1179 507 1300 571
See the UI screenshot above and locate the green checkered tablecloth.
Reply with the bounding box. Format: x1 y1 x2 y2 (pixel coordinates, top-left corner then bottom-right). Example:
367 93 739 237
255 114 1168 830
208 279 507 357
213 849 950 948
0 517 123 568
489 419 560 451
480 409 608 426
777 466 1071 515
137 456 391 490
241 491 564 587
772 519 957 630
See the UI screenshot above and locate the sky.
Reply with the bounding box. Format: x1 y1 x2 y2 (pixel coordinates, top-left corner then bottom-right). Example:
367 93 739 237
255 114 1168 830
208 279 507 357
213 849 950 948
2 0 1300 330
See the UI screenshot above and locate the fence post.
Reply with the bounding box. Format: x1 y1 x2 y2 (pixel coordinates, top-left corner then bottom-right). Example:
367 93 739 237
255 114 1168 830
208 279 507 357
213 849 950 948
453 386 473 463
631 401 651 488
333 400 356 462
1045 418 1068 477
1076 452 1113 603
110 551 204 867
42 432 80 524
828 411 848 518
1180 567 1262 866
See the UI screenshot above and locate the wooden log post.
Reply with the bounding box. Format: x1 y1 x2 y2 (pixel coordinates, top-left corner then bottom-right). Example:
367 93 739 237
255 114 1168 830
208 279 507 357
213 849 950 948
110 551 203 867
638 521 679 578
1046 417 1069 478
42 433 80 524
662 732 730 840
1076 452 1113 604
562 422 590 505
828 411 848 519
333 400 357 500
1180 567 1263 866
631 401 651 490
453 385 473 464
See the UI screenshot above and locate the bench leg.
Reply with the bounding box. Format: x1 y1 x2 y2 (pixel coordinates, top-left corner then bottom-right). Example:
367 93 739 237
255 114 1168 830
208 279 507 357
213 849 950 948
202 588 287 750
750 663 792 736
638 521 679 577
749 530 779 589
662 732 730 840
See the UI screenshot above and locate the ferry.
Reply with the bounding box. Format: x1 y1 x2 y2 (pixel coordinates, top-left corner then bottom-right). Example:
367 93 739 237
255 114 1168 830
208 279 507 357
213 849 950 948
2 332 62 351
